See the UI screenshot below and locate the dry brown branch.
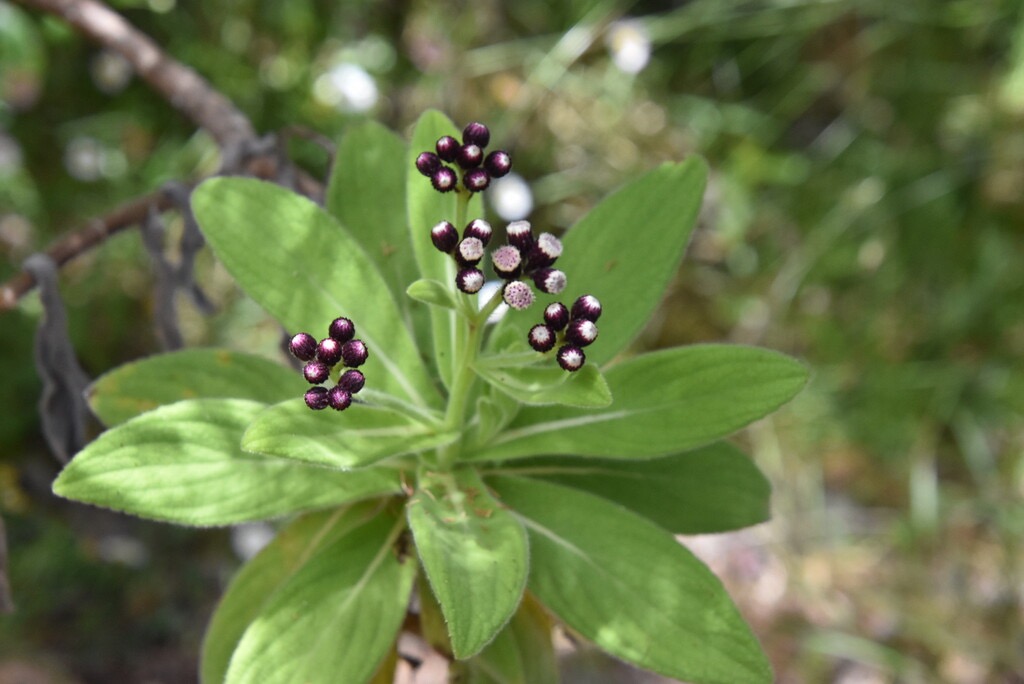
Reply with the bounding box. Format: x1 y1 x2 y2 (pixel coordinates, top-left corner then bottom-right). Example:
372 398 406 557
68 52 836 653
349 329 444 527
1 190 178 311
13 0 255 147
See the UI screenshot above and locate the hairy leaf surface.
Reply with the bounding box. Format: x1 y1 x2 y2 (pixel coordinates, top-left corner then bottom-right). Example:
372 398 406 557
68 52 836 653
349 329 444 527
472 345 807 461
88 348 300 426
493 442 771 533
243 399 457 469
490 477 772 684
408 469 528 658
225 507 415 684
54 399 399 525
192 177 438 409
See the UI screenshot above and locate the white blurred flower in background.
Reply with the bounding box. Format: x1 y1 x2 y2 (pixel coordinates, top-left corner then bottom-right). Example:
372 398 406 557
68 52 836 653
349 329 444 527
313 63 379 113
488 172 533 222
607 20 652 75
90 50 133 95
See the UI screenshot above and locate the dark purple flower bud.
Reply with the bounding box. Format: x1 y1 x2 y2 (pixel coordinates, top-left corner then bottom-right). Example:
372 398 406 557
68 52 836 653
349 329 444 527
484 150 512 178
436 135 459 162
571 294 602 322
491 244 523 279
527 232 563 269
316 337 343 366
456 267 485 294
528 324 556 353
303 361 331 384
506 220 534 251
457 144 484 169
456 236 485 266
304 386 330 410
337 369 366 394
431 220 459 253
431 167 458 193
463 168 491 193
557 345 586 372
532 268 567 295
462 122 491 147
503 280 535 310
341 339 369 367
464 218 493 246
543 302 569 331
289 332 318 361
327 386 352 411
416 151 441 176
329 316 356 343
565 319 599 347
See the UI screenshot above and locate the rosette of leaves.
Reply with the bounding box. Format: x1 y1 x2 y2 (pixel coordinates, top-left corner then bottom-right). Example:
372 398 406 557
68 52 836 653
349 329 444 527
52 111 808 684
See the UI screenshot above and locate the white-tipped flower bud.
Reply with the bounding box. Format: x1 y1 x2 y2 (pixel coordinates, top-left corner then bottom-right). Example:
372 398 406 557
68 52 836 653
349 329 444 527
456 268 485 294
566 319 599 347
571 294 602 322
464 218 493 246
506 220 534 251
532 268 567 295
456 237 485 266
528 324 556 352
502 280 535 310
528 232 563 269
557 345 586 372
491 244 523 279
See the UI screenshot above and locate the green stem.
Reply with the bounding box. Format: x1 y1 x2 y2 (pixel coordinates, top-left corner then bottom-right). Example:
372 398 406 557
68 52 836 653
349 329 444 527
437 277 505 471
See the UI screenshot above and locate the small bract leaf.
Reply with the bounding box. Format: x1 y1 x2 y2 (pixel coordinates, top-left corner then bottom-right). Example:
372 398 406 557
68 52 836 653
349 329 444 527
202 504 384 683
450 593 558 684
243 399 458 469
408 468 528 659
493 442 771 534
474 363 612 409
489 476 772 684
473 345 808 462
225 507 415 684
191 177 440 410
53 399 400 526
88 348 301 426
407 278 458 310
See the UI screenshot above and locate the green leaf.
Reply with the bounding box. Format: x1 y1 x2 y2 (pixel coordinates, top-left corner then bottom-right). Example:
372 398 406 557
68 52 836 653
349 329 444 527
54 399 400 526
191 177 439 410
493 442 771 534
202 504 383 683
408 469 528 659
88 348 302 427
406 110 483 388
489 477 772 684
451 593 558 684
326 121 414 303
326 121 430 353
557 158 708 365
474 363 612 409
472 345 808 462
225 506 416 684
242 399 458 469
406 278 458 310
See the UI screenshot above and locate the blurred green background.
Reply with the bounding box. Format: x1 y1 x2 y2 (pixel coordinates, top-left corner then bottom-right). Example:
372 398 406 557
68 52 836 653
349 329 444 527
1 0 1022 681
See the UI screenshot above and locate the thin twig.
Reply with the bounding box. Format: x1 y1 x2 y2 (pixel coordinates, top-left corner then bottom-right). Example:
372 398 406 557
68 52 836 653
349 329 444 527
0 190 178 311
13 0 255 147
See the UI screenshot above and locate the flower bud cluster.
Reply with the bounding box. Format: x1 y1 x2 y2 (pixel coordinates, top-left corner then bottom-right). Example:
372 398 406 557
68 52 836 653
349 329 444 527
416 120 603 372
527 295 602 372
415 122 511 195
288 316 368 411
